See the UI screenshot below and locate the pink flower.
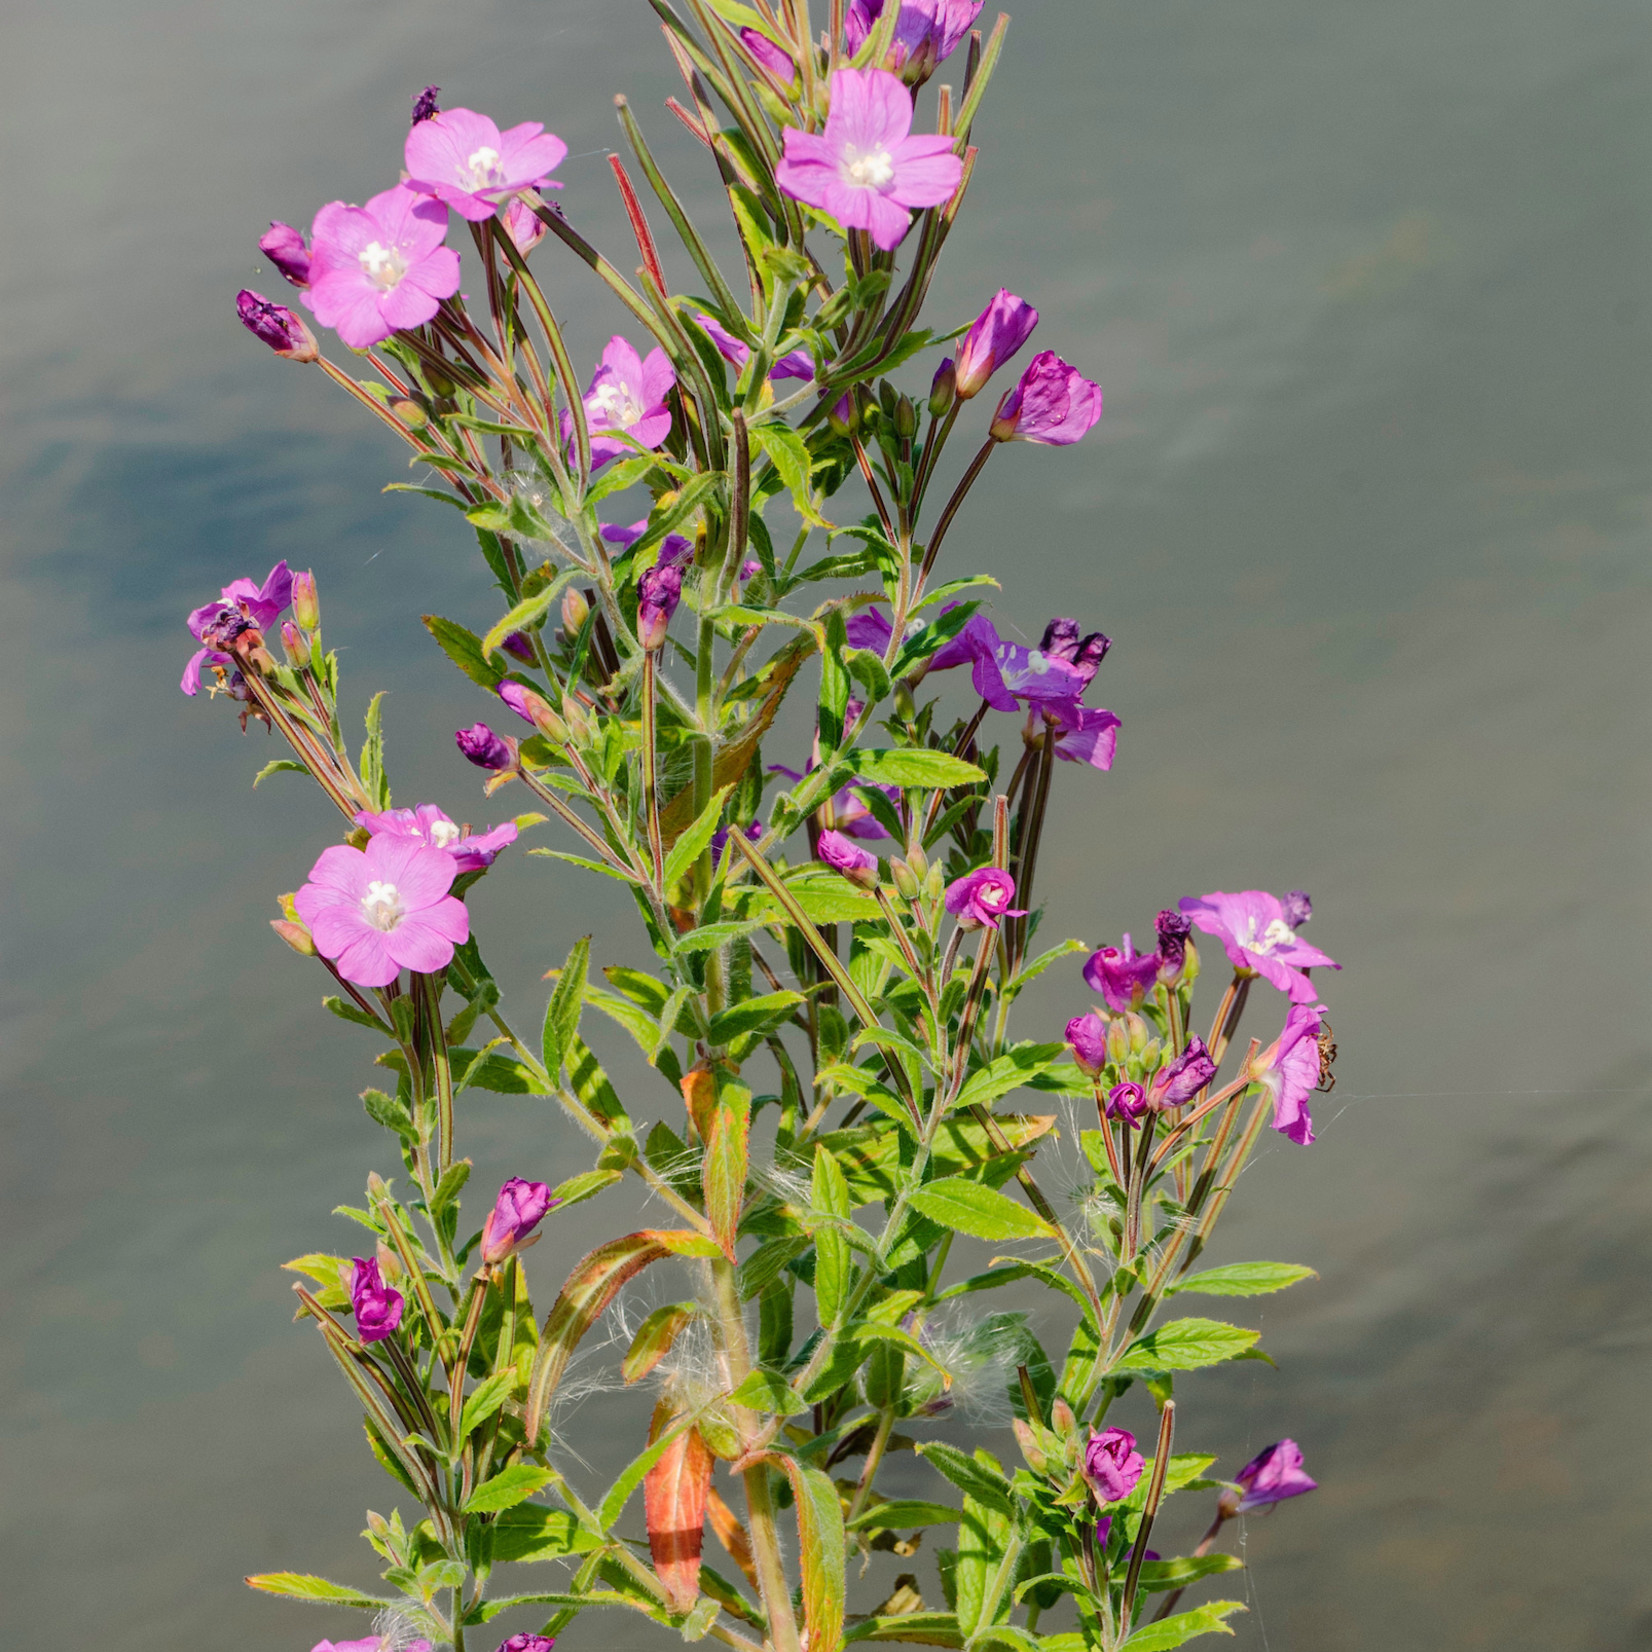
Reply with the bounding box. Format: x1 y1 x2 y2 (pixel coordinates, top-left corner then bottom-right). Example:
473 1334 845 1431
293 833 470 988
944 866 1024 930
1148 1037 1218 1108
775 68 963 251
1256 1003 1328 1145
305 185 461 351
1178 889 1338 1003
313 1640 432 1652
480 1177 557 1265
845 0 983 84
1106 1081 1150 1125
1048 699 1121 771
403 107 568 221
637 563 682 651
236 290 319 361
1220 1438 1318 1516
349 1256 404 1344
181 561 293 695
355 804 518 873
259 221 311 288
1084 934 1161 1012
568 336 676 467
502 194 548 254
1065 1009 1108 1075
953 289 1038 400
741 27 797 82
818 828 880 888
989 350 1103 446
1084 1427 1145 1502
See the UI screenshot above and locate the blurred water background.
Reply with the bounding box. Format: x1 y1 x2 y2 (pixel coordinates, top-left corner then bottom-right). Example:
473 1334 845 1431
2 0 1650 1646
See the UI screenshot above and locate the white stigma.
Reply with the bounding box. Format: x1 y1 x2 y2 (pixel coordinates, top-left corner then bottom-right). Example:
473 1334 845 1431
361 879 406 931
462 145 505 189
842 144 895 188
589 381 643 427
427 820 461 849
1238 915 1296 955
358 240 407 290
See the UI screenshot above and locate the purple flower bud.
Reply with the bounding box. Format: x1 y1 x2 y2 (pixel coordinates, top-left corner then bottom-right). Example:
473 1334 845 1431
1084 1427 1145 1503
236 290 319 363
1039 617 1081 658
818 827 880 888
350 1255 404 1343
954 289 1039 400
741 27 796 81
1083 935 1162 1013
502 195 548 255
989 350 1103 446
495 1637 557 1652
291 569 319 630
828 393 855 435
1065 1009 1109 1075
497 681 538 724
500 630 537 665
1281 890 1313 929
1105 1081 1150 1126
258 221 311 288
740 557 763 581
1218 1438 1317 1518
929 356 957 416
1150 1036 1218 1108
456 723 515 771
411 84 441 125
480 1176 557 1265
944 866 1025 931
637 564 682 652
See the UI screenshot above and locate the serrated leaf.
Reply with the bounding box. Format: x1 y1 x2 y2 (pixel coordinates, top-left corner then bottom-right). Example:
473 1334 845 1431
490 1504 601 1564
848 749 987 790
847 1500 961 1532
1119 1600 1246 1649
252 758 308 786
423 614 502 689
244 1573 386 1609
909 1179 1055 1243
917 1442 1016 1517
1135 1554 1245 1593
1168 1262 1317 1298
952 1046 1066 1112
774 1457 846 1652
464 1462 557 1514
458 1367 519 1439
704 1074 752 1259
664 784 735 891
728 1367 809 1415
708 990 803 1046
844 1612 963 1646
1111 1319 1261 1376
549 1167 623 1211
542 936 590 1078
360 690 391 810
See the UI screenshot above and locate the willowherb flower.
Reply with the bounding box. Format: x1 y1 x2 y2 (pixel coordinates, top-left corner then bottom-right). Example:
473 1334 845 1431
1155 907 1192 982
990 350 1103 445
1149 1036 1218 1108
741 27 797 83
1178 889 1339 1003
944 866 1024 930
295 833 470 987
494 1636 557 1652
1106 1081 1150 1125
953 289 1038 399
1084 935 1162 1011
1256 1002 1328 1145
569 336 676 467
480 1176 557 1264
818 828 879 888
349 1255 404 1343
1046 698 1121 771
403 106 568 221
313 1637 432 1652
181 561 293 695
689 311 813 381
304 185 461 350
599 519 693 568
502 194 548 254
236 290 319 362
844 0 983 84
1219 1438 1317 1517
711 820 764 870
1084 1427 1145 1502
775 68 963 251
258 221 311 288
354 804 518 873
1039 616 1111 685
637 564 682 652
1065 1009 1109 1075
456 723 515 772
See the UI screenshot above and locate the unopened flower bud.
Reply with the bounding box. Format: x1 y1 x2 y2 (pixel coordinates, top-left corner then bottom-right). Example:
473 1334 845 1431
1051 1397 1077 1438
500 630 537 665
1106 1017 1130 1065
955 289 1039 400
270 917 315 956
258 221 311 289
236 290 319 362
929 356 957 417
1013 1417 1049 1474
828 392 856 435
904 844 928 880
456 723 516 771
351 1255 404 1344
374 1240 403 1283
480 1177 557 1265
637 564 682 652
562 587 590 633
1065 1009 1109 1076
890 857 922 900
291 569 319 630
924 859 945 902
893 681 917 721
391 397 428 430
894 394 917 439
818 828 879 889
1126 1013 1150 1055
503 195 547 255
279 619 309 668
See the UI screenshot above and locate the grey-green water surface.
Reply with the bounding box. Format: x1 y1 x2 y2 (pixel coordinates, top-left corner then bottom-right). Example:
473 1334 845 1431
2 0 1649 1646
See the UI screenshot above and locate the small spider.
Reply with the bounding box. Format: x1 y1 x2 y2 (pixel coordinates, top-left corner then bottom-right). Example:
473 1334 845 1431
1316 1021 1338 1093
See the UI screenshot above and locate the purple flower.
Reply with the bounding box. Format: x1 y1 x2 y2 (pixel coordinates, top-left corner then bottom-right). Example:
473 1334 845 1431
844 0 983 83
1083 935 1162 1012
1039 617 1111 685
411 84 441 125
480 1176 557 1264
944 866 1024 930
1084 1427 1145 1503
1149 1037 1218 1108
818 827 880 888
953 289 1038 400
502 194 548 254
775 68 964 251
456 723 516 772
314 1639 432 1652
305 185 461 351
500 630 537 665
1154 908 1192 982
1220 1439 1317 1517
768 761 899 841
690 311 813 383
1281 890 1313 929
637 564 683 652
601 519 693 568
349 1256 404 1343
1257 1003 1327 1146
355 804 519 873
294 833 470 988
1065 1009 1109 1075
989 350 1103 446
1047 699 1121 772
570 336 676 468
181 561 293 695
497 680 540 723
1178 890 1339 1003
236 290 319 362
741 27 797 82
773 347 816 381
494 1636 557 1652
258 221 311 288
1106 1081 1150 1126
404 106 568 221
712 820 765 869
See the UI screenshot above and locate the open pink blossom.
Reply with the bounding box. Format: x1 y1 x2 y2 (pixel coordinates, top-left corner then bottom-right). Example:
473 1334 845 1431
181 561 293 695
404 107 567 221
1178 889 1338 1003
1048 698 1121 771
313 1639 432 1652
294 833 469 988
775 68 963 250
355 804 518 873
1256 1003 1328 1145
989 350 1103 445
944 866 1024 930
566 336 676 467
690 312 815 383
305 185 461 350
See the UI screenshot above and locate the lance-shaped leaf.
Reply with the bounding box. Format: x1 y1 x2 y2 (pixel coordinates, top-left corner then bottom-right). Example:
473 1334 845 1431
423 614 503 690
664 784 735 891
811 1144 854 1327
764 1454 846 1652
707 1487 760 1591
1168 1262 1317 1298
708 989 804 1046
244 1573 388 1610
464 1462 557 1515
1110 1319 1261 1376
644 1398 714 1613
1134 1554 1245 1593
704 1073 752 1258
542 935 590 1079
846 749 987 790
623 1301 701 1384
1119 1600 1246 1649
908 1178 1056 1243
844 1612 964 1646
846 1501 962 1533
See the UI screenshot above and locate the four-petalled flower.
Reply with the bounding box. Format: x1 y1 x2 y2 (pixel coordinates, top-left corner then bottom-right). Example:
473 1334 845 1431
404 106 567 221
1178 889 1338 1003
1219 1438 1317 1518
570 336 676 467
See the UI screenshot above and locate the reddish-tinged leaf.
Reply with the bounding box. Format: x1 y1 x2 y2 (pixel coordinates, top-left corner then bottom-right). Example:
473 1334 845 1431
682 1063 718 1140
760 1453 846 1652
705 1075 752 1259
644 1399 713 1613
707 1487 759 1590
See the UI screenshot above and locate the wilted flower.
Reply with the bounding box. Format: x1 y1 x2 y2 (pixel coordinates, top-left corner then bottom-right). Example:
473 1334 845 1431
258 221 311 288
349 1255 404 1343
1046 698 1121 771
844 0 983 84
1039 617 1111 685
181 561 293 695
953 289 1038 399
410 84 441 125
1281 890 1313 928
1065 1009 1109 1075
1155 908 1192 982
403 106 567 221
570 336 676 467
456 724 515 772
1149 1037 1218 1108
989 350 1103 445
294 834 470 987
818 828 879 888
494 1637 556 1652
1105 1081 1150 1126
944 866 1024 930
1218 1438 1317 1517
637 564 682 652
1256 1003 1328 1145
355 804 518 873
775 68 963 251
1084 1427 1145 1502
1083 935 1161 1012
304 184 461 350
236 290 319 361
480 1177 557 1264
1178 890 1339 1003
502 194 548 253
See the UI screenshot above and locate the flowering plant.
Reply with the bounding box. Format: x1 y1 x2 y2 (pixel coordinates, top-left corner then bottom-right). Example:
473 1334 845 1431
209 10 1337 1652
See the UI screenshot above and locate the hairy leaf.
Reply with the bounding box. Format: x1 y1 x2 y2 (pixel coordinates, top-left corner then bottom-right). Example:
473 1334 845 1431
908 1179 1055 1243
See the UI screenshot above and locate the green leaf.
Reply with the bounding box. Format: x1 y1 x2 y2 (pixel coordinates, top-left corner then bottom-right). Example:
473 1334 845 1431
708 990 804 1046
847 748 987 790
252 758 308 786
952 1044 1067 1112
916 1442 1016 1517
818 608 851 752
705 1074 752 1258
423 614 502 690
1135 1554 1245 1593
360 690 391 810
324 995 392 1035
674 919 770 953
482 587 562 659
621 1302 700 1384
1169 1262 1318 1298
1111 1319 1261 1375
776 1458 847 1652
542 936 590 1078
845 1613 964 1646
1119 1600 1246 1649
846 1500 961 1532
490 1504 601 1564
752 420 829 527
909 1178 1055 1243
244 1573 385 1610
663 784 734 890
463 1461 556 1514
729 1367 809 1415
812 1145 854 1327
549 1167 624 1211
459 1368 519 1439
